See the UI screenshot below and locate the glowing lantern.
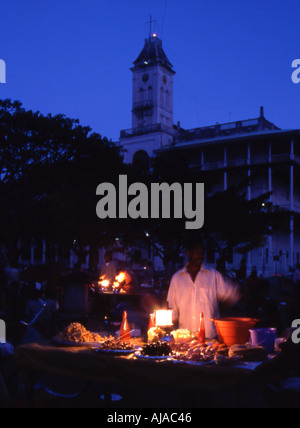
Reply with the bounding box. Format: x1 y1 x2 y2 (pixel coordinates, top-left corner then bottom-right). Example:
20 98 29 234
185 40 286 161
155 310 173 327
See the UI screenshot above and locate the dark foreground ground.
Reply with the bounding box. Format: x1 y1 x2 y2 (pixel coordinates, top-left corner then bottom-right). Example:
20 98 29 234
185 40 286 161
2 373 300 408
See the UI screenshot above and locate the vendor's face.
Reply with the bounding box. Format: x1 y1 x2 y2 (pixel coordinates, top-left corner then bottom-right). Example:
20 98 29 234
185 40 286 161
104 254 112 263
187 246 205 269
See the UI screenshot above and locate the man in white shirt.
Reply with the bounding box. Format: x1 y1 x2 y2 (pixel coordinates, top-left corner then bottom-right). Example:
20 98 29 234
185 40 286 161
167 241 240 339
101 251 117 285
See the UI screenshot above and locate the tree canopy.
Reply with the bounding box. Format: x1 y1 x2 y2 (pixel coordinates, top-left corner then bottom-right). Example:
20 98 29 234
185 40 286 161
0 99 290 272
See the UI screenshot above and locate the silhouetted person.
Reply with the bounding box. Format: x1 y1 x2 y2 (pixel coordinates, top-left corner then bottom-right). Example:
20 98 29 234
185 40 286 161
117 267 139 293
63 263 91 287
246 277 282 332
237 258 247 283
293 264 300 290
216 257 226 276
246 267 259 298
4 281 25 323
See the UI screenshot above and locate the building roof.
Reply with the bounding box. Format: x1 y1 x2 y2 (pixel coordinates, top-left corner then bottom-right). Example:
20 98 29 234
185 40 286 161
133 36 174 72
176 107 280 142
166 129 299 151
155 107 300 153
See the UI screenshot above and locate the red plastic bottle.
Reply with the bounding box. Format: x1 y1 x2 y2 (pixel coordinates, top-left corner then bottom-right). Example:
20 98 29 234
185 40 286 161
148 313 156 331
198 312 206 345
120 311 131 341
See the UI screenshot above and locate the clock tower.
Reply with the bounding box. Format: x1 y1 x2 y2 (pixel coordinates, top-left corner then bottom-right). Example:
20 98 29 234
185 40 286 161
120 34 176 164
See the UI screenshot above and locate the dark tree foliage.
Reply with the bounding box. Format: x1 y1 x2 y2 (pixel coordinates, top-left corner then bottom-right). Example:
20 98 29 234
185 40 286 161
0 99 125 265
0 99 291 271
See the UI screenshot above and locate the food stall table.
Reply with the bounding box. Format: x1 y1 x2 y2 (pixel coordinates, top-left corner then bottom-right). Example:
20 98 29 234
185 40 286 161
15 342 264 407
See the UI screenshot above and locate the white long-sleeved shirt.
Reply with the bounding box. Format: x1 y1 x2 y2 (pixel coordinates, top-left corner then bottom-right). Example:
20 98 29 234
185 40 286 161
167 264 240 338
101 262 117 284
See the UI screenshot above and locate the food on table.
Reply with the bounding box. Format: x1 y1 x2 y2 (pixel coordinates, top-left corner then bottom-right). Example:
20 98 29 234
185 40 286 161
171 329 195 342
141 341 172 357
173 340 229 363
99 339 135 352
214 354 242 366
56 323 111 344
147 327 166 343
228 344 268 362
213 342 229 356
175 343 215 363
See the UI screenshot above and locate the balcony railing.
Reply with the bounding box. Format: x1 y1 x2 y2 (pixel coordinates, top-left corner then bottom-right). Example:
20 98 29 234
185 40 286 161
120 123 174 139
190 154 300 171
132 100 154 112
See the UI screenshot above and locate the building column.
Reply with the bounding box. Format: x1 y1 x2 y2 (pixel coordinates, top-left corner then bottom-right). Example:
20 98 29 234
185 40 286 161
54 244 58 264
247 142 251 201
247 143 252 272
30 239 35 266
224 147 228 191
70 250 76 270
42 240 46 265
268 141 273 273
290 139 295 268
17 239 22 266
201 150 205 170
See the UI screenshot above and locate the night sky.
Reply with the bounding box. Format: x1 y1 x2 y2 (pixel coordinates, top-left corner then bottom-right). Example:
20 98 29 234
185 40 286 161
0 0 299 142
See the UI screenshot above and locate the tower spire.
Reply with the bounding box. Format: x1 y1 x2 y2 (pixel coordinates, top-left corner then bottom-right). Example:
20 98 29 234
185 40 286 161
146 15 157 39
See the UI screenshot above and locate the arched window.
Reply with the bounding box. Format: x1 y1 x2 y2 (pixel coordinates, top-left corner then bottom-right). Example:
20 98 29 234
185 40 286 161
133 150 150 171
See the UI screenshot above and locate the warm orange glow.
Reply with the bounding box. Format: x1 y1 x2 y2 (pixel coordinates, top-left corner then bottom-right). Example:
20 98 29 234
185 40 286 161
116 273 126 283
101 280 109 288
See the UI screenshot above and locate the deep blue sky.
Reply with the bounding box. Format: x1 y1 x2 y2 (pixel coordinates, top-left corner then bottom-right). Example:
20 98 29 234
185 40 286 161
0 0 299 141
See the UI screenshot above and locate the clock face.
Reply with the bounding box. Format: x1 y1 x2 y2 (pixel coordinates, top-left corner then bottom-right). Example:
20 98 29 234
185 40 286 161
142 73 149 83
163 75 168 84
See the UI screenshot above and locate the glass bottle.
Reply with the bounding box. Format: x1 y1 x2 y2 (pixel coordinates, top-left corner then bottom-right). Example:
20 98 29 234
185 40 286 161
198 312 206 345
120 311 131 341
148 313 156 331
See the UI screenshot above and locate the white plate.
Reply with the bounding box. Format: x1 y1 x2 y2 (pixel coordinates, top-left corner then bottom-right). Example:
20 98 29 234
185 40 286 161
94 348 135 355
171 359 214 367
135 351 172 360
